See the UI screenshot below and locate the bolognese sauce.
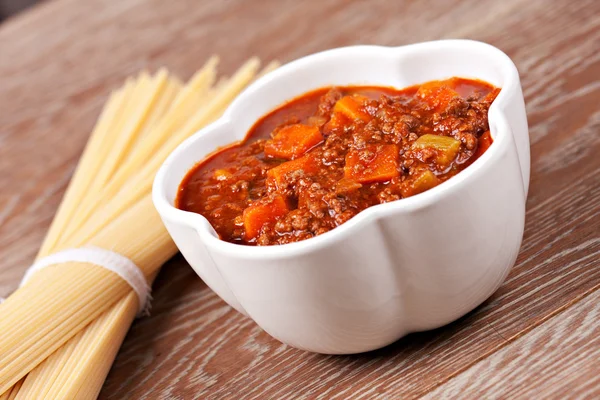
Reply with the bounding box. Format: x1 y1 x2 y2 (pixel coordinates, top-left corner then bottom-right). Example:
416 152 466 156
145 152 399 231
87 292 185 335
177 78 499 245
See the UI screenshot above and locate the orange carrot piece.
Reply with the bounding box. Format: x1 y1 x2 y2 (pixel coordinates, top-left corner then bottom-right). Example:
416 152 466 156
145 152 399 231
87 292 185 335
344 144 399 184
323 112 346 132
266 155 318 187
333 95 371 122
264 124 323 160
416 80 459 112
243 195 289 239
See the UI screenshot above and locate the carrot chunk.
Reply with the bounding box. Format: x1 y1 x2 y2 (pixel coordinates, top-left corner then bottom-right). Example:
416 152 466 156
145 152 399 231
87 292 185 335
243 195 289 240
416 80 459 112
401 169 440 197
324 112 345 132
333 95 371 122
344 144 399 184
267 155 318 187
264 124 323 160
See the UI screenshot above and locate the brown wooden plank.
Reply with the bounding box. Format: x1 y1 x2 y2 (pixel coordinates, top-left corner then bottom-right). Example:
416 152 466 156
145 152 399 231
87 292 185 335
422 290 600 399
0 0 598 398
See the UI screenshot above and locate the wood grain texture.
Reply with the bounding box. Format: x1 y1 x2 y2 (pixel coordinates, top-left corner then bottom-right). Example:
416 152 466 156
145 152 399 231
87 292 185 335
0 0 598 398
423 290 600 399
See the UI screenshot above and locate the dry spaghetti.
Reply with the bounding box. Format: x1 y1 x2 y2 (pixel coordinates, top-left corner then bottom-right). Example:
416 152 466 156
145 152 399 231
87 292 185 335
0 57 277 399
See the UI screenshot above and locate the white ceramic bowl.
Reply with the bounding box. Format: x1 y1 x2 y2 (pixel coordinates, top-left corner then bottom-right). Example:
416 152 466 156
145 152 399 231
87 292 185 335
153 40 530 354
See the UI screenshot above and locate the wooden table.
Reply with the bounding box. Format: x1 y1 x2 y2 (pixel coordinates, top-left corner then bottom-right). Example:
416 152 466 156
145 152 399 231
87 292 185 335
1 0 598 398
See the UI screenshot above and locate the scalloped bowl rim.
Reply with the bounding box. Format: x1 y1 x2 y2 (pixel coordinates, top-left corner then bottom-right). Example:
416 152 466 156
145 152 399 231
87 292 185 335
153 40 519 260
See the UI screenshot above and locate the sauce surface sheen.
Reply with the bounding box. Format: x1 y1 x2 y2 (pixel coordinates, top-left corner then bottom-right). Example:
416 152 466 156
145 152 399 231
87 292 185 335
178 78 499 246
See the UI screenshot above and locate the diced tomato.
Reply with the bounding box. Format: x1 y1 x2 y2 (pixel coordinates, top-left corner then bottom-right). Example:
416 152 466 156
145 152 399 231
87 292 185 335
333 95 371 122
243 195 289 240
264 124 323 160
344 144 399 184
416 80 459 112
266 155 319 188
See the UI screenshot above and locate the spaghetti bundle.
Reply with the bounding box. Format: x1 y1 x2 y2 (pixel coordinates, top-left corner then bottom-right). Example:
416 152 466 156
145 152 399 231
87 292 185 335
0 57 277 399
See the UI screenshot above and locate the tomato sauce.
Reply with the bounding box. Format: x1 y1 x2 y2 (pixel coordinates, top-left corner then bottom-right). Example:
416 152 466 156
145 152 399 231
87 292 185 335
178 78 499 245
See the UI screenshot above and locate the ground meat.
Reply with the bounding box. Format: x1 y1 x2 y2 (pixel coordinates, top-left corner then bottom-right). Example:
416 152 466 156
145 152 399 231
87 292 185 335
317 88 343 118
177 79 499 245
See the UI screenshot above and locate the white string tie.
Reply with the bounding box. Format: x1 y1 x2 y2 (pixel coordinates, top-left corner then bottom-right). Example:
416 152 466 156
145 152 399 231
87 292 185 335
12 246 151 316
